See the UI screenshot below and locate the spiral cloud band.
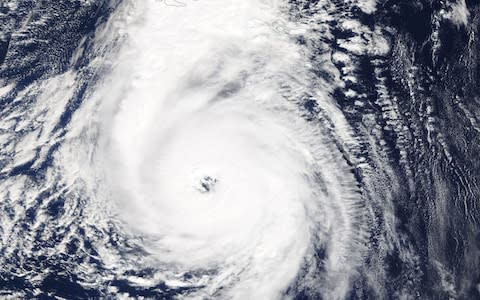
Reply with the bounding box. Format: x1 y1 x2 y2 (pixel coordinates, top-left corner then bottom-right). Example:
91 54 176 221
90 0 370 298
0 0 380 299
82 0 371 298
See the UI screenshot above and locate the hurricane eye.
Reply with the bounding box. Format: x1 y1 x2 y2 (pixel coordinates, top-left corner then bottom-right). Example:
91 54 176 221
197 176 217 193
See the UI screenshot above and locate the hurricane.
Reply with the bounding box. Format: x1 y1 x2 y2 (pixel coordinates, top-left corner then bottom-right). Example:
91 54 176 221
1 0 479 299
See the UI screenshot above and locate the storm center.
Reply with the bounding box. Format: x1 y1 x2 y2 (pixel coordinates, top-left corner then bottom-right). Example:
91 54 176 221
195 175 218 193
